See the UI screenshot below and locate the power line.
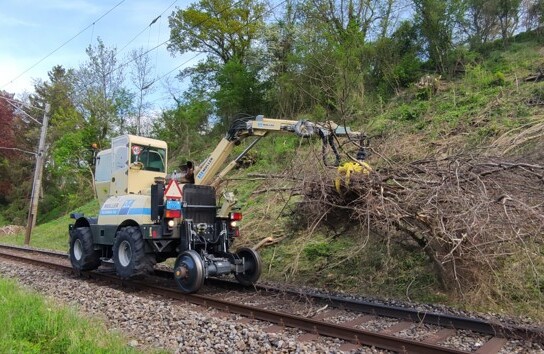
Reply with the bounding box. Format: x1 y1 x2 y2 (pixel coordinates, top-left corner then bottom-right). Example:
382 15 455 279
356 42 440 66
130 0 288 110
0 95 45 112
2 98 42 125
0 147 36 156
149 0 289 88
118 0 178 55
5 0 286 111
104 0 258 81
0 0 126 90
118 15 162 55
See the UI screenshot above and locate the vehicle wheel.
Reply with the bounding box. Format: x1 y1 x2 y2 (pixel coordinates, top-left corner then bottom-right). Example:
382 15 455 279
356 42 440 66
174 250 205 293
234 247 262 286
113 226 155 278
69 227 100 272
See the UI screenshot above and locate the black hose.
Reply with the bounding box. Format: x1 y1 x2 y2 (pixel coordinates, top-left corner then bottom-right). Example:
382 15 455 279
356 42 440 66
319 130 341 166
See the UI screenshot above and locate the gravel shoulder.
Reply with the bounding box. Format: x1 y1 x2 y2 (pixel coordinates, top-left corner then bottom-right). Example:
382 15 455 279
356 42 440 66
0 259 390 353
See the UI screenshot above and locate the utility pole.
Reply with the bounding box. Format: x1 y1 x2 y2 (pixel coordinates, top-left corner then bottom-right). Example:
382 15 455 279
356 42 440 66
24 103 50 246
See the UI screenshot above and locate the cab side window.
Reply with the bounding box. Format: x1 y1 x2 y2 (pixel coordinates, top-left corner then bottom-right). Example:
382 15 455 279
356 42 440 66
131 145 166 172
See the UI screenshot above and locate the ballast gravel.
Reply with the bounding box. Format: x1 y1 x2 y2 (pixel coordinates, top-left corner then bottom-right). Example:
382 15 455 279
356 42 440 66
0 260 390 353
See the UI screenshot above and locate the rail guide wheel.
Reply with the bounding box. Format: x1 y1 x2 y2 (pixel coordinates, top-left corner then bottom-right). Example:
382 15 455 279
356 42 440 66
235 247 262 286
174 250 205 293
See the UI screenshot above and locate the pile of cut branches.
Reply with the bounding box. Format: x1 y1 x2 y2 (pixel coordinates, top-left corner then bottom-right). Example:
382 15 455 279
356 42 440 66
299 154 544 293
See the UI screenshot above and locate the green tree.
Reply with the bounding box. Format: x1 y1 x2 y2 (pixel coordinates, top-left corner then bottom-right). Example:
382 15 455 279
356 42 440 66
214 59 266 120
74 38 133 147
129 48 156 135
412 0 464 75
168 0 267 64
465 0 500 47
264 0 380 121
496 0 522 44
32 66 95 221
168 0 269 123
260 0 299 117
370 21 423 96
152 97 212 162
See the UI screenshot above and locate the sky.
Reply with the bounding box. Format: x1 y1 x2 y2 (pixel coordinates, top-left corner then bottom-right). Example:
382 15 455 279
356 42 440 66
0 0 199 110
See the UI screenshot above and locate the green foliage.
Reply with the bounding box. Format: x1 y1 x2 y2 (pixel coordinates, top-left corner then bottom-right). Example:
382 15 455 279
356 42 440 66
532 86 544 101
75 38 133 144
491 71 506 86
0 213 8 226
483 50 510 73
371 21 423 96
412 0 463 75
1 199 99 251
394 102 429 122
168 0 266 64
214 59 267 120
29 65 96 225
0 277 142 354
152 97 212 166
303 241 332 259
464 64 497 87
168 0 269 125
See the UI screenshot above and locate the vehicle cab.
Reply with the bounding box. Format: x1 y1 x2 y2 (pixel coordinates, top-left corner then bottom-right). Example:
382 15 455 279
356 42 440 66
94 135 167 207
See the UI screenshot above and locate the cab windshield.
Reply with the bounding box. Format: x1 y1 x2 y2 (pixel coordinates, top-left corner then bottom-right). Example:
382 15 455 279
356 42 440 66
130 145 166 172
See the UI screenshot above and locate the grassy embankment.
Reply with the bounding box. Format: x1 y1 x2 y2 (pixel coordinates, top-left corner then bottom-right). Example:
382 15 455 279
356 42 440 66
1 34 543 323
0 201 141 353
0 199 99 251
0 277 142 354
233 35 544 321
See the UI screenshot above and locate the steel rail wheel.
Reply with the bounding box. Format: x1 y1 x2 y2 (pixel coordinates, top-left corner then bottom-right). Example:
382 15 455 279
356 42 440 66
174 250 205 293
234 247 262 286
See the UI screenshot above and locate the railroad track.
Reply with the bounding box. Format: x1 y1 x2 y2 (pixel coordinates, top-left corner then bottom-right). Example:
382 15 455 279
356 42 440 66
0 243 542 353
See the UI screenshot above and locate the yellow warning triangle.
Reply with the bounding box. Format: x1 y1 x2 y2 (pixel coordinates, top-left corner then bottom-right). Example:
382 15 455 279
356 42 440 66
164 180 182 199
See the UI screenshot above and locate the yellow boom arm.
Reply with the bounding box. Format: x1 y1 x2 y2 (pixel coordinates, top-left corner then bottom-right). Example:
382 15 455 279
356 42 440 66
193 115 362 186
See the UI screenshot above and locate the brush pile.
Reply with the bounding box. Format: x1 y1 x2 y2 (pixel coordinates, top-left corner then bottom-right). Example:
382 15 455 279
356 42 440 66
299 154 544 292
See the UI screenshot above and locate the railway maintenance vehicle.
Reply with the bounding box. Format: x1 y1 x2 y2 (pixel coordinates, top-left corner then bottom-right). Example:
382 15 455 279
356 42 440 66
68 115 366 293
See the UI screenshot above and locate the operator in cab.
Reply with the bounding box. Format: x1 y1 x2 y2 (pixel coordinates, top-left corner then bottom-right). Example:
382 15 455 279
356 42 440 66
172 161 195 184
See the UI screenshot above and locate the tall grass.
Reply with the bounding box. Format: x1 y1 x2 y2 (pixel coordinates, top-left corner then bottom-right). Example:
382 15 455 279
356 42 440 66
0 277 139 354
0 199 99 252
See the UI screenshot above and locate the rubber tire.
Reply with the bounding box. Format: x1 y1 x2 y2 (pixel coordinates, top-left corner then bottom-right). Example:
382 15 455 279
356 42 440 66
234 247 262 286
69 227 101 272
174 250 205 294
113 226 155 278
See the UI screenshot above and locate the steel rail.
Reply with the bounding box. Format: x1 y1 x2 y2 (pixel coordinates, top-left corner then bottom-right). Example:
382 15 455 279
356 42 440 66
0 243 68 257
0 249 469 354
203 279 544 344
1 243 543 344
246 282 544 342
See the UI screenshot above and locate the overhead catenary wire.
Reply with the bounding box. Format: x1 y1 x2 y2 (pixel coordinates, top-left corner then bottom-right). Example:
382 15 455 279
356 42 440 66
0 0 126 90
4 0 285 111
103 0 182 76
142 0 289 91
0 147 37 156
0 95 45 113
2 99 42 125
103 0 272 87
117 2 175 56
